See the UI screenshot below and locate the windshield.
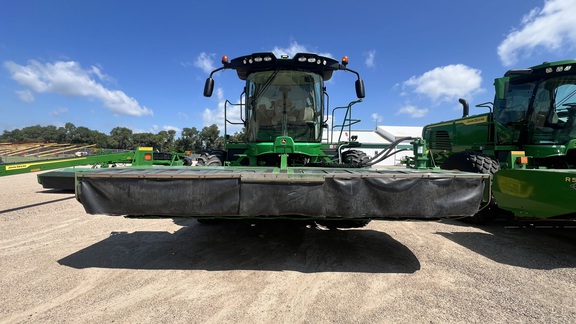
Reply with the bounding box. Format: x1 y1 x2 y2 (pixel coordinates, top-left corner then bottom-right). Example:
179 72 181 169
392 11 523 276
496 75 576 145
245 70 323 142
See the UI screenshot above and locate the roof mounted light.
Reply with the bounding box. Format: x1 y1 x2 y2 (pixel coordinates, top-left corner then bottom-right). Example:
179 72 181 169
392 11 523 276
222 55 229 64
263 56 272 62
254 56 263 62
298 56 306 62
341 56 349 66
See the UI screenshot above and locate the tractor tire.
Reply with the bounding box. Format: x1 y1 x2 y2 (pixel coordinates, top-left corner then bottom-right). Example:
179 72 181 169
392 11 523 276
183 157 193 166
315 219 371 229
441 151 500 224
341 149 370 166
197 154 222 166
206 156 222 166
441 151 499 174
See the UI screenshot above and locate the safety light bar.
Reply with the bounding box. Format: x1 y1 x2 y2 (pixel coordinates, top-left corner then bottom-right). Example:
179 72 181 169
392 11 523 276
242 54 275 65
546 65 572 73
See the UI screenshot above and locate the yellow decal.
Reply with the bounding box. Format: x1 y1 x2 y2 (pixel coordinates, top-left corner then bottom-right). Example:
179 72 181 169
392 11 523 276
461 116 488 125
6 164 29 171
427 115 488 127
5 158 87 171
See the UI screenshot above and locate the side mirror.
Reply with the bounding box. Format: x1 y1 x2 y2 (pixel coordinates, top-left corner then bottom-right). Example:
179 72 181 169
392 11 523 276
355 79 365 98
203 78 215 97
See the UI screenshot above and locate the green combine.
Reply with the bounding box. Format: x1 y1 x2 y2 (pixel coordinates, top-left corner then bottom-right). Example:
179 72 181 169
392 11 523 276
423 60 576 222
70 52 489 228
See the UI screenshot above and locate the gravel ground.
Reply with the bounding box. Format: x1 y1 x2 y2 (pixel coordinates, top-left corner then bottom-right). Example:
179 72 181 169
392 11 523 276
0 172 575 323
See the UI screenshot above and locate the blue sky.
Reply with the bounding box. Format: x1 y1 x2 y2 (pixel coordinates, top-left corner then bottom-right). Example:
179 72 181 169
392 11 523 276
2 0 576 137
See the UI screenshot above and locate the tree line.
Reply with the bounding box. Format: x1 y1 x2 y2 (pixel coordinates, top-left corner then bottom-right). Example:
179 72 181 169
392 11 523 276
0 122 246 153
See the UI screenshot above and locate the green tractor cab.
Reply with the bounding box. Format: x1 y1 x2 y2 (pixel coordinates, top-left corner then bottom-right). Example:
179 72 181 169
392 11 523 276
424 60 576 222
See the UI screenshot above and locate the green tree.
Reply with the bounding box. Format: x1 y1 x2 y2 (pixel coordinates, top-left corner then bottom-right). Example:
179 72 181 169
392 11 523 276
63 122 77 143
228 128 247 143
132 132 157 148
153 129 176 151
199 124 224 151
109 127 133 149
90 130 109 148
70 126 93 144
175 127 200 152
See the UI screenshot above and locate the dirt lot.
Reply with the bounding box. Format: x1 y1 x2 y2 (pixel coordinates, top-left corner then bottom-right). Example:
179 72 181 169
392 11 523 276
0 172 575 323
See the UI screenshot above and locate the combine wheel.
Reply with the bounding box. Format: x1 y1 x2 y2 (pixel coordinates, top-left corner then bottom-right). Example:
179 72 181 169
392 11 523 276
183 157 193 166
206 156 222 166
315 219 371 229
340 149 370 166
197 154 223 166
441 151 500 224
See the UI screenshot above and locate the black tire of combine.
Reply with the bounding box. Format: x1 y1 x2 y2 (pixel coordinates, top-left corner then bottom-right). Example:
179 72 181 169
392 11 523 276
341 149 370 166
440 151 500 224
197 154 222 166
315 219 371 229
206 155 222 166
183 157 193 166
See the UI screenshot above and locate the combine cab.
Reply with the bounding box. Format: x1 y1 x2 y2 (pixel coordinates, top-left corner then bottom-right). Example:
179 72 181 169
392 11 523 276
75 52 488 227
424 60 576 222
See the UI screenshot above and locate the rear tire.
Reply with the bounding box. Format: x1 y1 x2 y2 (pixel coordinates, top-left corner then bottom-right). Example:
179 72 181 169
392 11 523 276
441 151 500 224
340 149 369 166
197 154 223 166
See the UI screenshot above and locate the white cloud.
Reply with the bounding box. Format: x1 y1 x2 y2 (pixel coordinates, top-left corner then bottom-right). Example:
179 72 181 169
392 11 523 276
49 107 68 117
272 41 332 59
177 112 189 121
498 0 576 66
194 52 216 74
202 87 243 135
396 105 429 118
402 64 483 103
4 60 152 116
371 113 382 122
163 125 180 133
90 65 113 82
16 89 34 102
365 50 376 68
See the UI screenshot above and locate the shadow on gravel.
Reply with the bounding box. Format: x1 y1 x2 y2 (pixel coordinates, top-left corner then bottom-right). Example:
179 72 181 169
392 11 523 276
37 189 75 194
436 219 576 269
58 220 420 273
0 196 75 214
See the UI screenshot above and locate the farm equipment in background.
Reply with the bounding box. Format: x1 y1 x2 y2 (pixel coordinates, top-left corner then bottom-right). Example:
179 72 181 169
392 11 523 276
423 59 576 222
74 52 489 228
0 148 190 190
